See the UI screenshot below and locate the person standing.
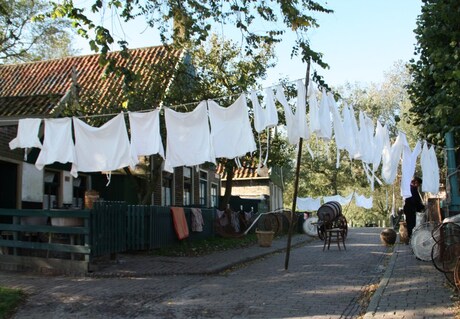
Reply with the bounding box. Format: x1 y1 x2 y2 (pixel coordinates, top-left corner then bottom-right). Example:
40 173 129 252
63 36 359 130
404 177 425 238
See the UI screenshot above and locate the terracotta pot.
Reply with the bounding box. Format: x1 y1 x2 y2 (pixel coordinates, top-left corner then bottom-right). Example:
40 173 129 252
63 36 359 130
380 228 397 246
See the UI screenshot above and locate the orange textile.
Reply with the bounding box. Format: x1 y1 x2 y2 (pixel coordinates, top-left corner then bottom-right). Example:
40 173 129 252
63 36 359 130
170 207 189 240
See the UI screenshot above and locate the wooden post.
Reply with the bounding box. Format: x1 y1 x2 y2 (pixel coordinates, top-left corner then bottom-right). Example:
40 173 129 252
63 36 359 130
285 61 311 270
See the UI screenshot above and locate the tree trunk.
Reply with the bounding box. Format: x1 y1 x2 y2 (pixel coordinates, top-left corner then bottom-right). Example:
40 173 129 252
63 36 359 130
220 164 234 210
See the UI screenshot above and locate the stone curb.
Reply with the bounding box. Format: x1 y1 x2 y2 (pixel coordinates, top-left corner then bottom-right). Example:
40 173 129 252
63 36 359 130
363 245 398 318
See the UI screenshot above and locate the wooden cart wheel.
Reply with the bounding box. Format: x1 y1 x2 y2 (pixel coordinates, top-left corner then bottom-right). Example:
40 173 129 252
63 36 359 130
317 222 325 240
335 215 348 239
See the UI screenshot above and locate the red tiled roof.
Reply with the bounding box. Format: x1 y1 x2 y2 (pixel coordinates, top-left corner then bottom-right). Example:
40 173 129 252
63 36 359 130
216 162 269 180
0 46 183 118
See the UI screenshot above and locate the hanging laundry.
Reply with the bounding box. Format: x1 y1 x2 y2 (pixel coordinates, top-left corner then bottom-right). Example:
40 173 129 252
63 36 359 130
381 132 409 185
355 193 373 209
250 89 278 133
9 118 42 160
71 113 138 177
357 111 375 163
128 110 165 159
191 208 204 232
275 81 310 146
323 193 354 206
342 103 359 160
371 121 388 172
329 94 346 168
400 140 421 199
421 142 440 194
317 88 332 140
208 94 256 158
164 101 215 170
297 197 322 211
35 118 76 172
308 84 321 136
296 79 310 140
170 206 190 240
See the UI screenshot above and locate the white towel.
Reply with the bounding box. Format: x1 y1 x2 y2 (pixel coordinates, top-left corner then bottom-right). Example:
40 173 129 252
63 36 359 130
71 113 137 177
35 118 76 172
400 140 422 199
128 110 165 158
208 94 256 158
323 193 353 206
251 89 278 133
9 118 42 155
164 101 215 170
355 193 373 209
297 197 322 211
421 142 440 194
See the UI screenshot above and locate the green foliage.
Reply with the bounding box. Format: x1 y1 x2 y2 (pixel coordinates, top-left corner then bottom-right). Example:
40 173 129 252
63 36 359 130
407 0 460 144
0 286 24 319
0 0 77 63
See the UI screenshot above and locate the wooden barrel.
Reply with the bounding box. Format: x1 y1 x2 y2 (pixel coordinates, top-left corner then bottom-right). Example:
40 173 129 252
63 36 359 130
317 201 342 222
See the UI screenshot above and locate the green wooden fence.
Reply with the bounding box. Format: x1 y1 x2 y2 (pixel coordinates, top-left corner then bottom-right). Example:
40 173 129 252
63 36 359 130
0 203 216 274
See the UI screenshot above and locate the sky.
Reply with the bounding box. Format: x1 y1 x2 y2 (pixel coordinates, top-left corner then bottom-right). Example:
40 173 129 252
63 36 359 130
74 0 422 88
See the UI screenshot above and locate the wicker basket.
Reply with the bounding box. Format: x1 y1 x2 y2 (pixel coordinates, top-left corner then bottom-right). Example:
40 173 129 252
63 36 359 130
256 229 274 247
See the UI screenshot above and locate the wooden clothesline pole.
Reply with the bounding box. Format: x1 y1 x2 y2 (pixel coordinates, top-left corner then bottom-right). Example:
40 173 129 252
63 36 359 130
285 60 311 270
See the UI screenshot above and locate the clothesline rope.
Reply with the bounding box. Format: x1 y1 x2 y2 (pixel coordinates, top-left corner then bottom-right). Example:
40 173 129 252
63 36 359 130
0 75 451 152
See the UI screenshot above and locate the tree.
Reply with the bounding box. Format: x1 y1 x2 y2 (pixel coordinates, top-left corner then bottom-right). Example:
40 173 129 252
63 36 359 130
407 0 460 144
0 0 77 63
47 0 332 88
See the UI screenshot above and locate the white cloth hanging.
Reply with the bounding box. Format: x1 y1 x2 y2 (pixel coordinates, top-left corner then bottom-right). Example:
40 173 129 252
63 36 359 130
342 103 359 160
35 118 76 172
297 197 322 211
71 113 138 177
128 110 165 159
251 89 278 133
276 81 310 145
276 85 300 145
357 111 375 163
421 141 440 194
323 193 353 206
296 79 310 140
354 193 373 209
208 94 256 159
371 121 387 172
329 94 346 168
317 88 332 140
9 118 42 160
400 140 422 199
164 101 215 170
381 132 408 185
308 84 321 136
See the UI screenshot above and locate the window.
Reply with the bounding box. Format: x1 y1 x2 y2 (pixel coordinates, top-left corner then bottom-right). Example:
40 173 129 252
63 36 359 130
183 167 192 206
199 171 208 207
162 173 173 206
211 183 218 208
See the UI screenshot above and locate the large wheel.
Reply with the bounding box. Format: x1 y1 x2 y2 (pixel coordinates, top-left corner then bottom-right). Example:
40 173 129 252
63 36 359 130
334 215 348 239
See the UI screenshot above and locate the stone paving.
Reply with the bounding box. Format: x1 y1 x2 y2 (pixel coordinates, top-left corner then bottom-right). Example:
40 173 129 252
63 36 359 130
0 227 457 318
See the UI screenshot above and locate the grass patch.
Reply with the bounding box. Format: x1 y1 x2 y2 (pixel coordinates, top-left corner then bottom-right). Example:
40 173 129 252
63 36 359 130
0 287 25 319
152 234 259 257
